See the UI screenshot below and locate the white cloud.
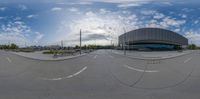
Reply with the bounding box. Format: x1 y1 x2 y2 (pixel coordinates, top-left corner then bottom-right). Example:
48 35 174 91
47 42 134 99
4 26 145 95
117 3 143 8
85 11 96 16
33 32 44 43
99 8 110 14
69 1 93 5
0 21 44 46
146 14 186 29
153 13 165 19
56 0 173 6
0 17 5 20
162 2 173 5
55 10 140 46
141 10 165 19
141 10 157 15
68 7 78 12
78 1 93 5
80 0 173 8
194 20 199 24
49 7 188 46
83 0 153 3
0 21 30 46
122 11 131 14
174 29 180 32
0 7 6 11
160 17 186 28
179 14 187 18
51 7 62 11
185 32 200 45
14 17 21 21
182 14 187 18
18 4 27 10
27 14 38 18
1 21 31 33
146 23 160 28
140 10 187 29
182 8 194 12
54 7 189 46
146 20 160 28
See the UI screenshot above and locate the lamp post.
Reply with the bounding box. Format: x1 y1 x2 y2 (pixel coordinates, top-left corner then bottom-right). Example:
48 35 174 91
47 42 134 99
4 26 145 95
123 27 126 55
80 29 82 55
110 31 113 52
61 40 64 50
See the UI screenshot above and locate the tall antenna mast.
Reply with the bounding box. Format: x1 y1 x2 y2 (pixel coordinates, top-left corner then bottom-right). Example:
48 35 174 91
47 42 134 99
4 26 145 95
80 29 82 55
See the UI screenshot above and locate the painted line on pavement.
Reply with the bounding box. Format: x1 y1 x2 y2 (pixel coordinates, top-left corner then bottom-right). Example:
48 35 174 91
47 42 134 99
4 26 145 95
6 57 12 63
94 55 97 59
124 65 159 73
184 57 192 63
41 66 87 81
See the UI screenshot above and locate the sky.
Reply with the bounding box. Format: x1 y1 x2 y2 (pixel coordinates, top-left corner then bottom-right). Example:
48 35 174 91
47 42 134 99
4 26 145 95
0 0 200 47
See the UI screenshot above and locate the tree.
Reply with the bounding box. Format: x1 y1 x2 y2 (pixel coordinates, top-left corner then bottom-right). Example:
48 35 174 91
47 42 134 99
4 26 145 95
83 45 87 49
174 45 181 50
0 44 18 49
88 44 96 49
75 45 79 49
188 44 197 50
1 45 9 49
10 43 18 49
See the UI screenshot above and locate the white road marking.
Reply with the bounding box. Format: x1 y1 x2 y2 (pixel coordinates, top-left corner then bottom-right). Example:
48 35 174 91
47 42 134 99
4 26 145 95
6 57 12 63
94 55 97 59
42 66 87 81
66 66 87 79
42 78 60 81
184 57 192 63
124 65 159 73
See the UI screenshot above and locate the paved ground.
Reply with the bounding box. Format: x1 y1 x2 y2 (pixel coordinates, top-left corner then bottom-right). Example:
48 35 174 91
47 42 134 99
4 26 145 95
112 50 193 59
0 50 200 99
11 51 85 61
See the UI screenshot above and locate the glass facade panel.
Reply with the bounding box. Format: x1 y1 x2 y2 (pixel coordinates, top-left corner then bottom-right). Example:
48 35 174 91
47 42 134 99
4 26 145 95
118 28 188 50
133 44 176 50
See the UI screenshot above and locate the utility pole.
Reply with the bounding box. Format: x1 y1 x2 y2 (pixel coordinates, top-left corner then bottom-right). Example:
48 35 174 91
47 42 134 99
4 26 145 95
25 42 26 48
111 39 112 52
61 40 63 49
127 30 129 51
123 27 126 55
110 32 112 52
110 31 115 51
80 29 82 55
8 40 10 46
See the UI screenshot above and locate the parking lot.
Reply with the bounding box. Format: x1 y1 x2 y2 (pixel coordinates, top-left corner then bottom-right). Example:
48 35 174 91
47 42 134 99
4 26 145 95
0 50 200 99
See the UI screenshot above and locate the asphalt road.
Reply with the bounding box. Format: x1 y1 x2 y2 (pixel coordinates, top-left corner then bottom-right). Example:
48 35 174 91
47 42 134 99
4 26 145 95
0 50 200 99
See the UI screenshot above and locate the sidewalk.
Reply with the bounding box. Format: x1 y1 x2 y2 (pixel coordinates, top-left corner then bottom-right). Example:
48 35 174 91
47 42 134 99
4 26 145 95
11 51 86 61
111 50 194 60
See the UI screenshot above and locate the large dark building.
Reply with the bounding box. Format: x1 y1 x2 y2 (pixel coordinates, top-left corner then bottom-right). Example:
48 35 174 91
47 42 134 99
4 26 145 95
118 28 188 50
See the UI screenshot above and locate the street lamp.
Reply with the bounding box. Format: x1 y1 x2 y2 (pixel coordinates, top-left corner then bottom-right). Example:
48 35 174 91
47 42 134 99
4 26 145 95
123 27 126 55
80 29 82 55
110 31 113 52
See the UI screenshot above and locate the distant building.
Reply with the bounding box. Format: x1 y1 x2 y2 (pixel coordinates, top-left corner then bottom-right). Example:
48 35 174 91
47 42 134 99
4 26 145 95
118 28 188 51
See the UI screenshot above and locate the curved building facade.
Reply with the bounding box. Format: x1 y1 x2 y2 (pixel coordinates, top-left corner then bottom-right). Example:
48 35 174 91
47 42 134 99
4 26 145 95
118 28 188 50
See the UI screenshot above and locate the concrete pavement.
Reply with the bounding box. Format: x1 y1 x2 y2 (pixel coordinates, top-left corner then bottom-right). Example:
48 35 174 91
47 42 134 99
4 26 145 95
112 50 193 60
0 50 200 99
11 51 86 61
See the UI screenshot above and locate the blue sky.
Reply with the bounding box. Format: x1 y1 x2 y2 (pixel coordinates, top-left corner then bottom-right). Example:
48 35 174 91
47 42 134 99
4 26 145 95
0 0 200 46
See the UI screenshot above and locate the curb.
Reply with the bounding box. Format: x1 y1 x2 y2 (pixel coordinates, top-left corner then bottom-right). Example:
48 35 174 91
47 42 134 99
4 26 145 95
9 52 87 61
111 51 194 60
